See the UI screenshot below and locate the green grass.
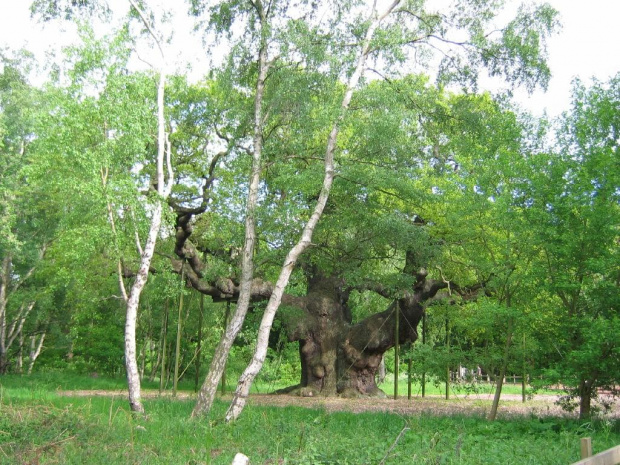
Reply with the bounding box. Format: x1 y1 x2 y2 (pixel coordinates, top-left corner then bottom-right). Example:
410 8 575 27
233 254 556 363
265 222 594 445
377 376 560 398
1 371 553 400
1 373 618 464
0 371 289 396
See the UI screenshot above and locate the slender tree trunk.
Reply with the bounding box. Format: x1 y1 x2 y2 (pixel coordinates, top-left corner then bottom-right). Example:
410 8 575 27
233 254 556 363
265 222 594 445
421 312 427 398
445 317 450 400
123 102 171 411
394 305 400 400
166 341 174 388
122 0 173 413
488 319 514 421
224 1 402 422
173 275 185 396
67 341 74 362
149 337 159 382
27 333 45 375
522 333 526 403
191 6 270 417
159 299 169 393
195 294 204 392
578 379 593 419
407 358 412 400
139 338 146 380
17 330 24 374
0 256 10 374
125 201 163 413
221 301 230 395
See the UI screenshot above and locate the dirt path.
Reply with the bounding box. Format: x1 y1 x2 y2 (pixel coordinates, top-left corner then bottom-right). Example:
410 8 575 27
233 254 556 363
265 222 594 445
56 389 617 419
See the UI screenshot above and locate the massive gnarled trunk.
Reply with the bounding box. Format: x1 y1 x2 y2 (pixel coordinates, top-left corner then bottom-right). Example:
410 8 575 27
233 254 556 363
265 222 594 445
283 274 426 398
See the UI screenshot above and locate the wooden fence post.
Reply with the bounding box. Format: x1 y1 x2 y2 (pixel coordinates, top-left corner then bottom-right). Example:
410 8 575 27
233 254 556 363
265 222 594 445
407 358 412 400
571 440 620 465
421 312 426 398
394 304 399 400
581 438 593 459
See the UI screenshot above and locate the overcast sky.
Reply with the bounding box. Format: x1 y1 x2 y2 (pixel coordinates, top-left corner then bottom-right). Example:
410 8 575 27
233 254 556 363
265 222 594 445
1 0 619 118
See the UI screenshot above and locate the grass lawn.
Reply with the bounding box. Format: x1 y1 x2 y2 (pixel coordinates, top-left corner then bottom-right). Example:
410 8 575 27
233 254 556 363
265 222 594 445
377 376 559 398
1 373 618 464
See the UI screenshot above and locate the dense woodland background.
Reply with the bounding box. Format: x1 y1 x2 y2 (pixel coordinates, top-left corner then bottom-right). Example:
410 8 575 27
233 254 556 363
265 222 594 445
0 0 618 423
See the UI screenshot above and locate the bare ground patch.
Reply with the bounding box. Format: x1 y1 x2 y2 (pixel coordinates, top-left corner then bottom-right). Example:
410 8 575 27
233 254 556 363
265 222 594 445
54 389 616 419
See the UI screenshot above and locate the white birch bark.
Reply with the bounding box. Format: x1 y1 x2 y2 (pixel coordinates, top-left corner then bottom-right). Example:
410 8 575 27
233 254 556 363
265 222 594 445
224 0 402 422
0 252 40 373
192 3 270 417
27 332 46 374
17 330 24 373
6 302 35 350
123 0 174 413
0 256 10 372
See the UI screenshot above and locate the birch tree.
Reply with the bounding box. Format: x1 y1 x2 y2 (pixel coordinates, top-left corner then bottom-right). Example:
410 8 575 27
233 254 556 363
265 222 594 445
192 0 272 417
30 0 174 412
116 0 173 413
224 0 402 422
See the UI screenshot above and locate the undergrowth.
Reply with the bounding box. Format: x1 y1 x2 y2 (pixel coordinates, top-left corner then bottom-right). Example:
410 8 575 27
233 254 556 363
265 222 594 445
0 374 618 464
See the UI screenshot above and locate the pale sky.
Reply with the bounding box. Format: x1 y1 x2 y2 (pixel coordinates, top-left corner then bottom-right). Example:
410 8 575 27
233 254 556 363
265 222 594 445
512 0 620 117
0 0 619 118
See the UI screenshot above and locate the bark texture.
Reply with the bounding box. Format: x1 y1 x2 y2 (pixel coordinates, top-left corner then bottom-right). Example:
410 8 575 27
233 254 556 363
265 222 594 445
272 247 483 399
578 379 593 419
120 0 174 414
192 5 271 417
279 272 434 399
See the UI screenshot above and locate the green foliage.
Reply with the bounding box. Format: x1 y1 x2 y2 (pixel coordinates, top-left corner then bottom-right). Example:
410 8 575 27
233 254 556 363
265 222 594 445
0 52 45 255
30 0 111 22
431 1 560 91
520 75 620 415
479 3 559 92
0 0 611 425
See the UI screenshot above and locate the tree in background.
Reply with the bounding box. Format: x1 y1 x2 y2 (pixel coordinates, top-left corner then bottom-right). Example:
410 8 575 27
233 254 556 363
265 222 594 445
525 75 620 419
0 53 53 374
424 92 544 419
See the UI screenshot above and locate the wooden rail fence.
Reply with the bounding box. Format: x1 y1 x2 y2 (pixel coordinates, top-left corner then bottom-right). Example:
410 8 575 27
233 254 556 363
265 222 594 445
571 438 620 465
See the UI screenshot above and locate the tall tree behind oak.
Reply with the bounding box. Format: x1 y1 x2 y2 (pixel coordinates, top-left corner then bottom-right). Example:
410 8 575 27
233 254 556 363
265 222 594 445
223 0 403 422
427 94 543 419
526 75 620 419
225 0 560 420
